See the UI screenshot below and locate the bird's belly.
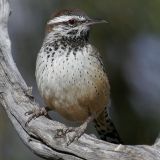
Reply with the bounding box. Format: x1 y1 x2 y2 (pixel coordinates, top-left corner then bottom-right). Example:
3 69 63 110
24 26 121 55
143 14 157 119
36 54 110 122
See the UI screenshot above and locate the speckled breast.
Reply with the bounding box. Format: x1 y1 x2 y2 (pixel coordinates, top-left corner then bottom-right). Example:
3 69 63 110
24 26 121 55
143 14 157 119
36 45 110 122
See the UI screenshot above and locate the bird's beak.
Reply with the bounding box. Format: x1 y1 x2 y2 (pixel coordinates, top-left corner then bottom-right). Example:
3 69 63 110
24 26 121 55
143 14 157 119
85 19 108 26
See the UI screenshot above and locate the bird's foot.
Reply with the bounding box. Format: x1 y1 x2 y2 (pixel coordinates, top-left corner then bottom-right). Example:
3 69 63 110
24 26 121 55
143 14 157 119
25 107 48 126
55 116 93 145
55 125 87 146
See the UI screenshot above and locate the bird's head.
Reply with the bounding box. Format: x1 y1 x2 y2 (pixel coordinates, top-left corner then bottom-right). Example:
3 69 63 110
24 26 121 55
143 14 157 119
46 9 107 40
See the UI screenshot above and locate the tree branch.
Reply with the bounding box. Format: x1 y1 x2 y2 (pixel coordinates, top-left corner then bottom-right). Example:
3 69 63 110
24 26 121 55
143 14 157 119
0 0 160 159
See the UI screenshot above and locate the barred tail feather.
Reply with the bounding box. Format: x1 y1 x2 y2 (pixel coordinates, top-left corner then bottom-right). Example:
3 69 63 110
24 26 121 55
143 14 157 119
94 107 122 144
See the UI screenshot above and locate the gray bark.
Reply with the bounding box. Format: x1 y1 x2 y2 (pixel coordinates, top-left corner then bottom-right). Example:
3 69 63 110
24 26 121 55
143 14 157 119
0 0 160 159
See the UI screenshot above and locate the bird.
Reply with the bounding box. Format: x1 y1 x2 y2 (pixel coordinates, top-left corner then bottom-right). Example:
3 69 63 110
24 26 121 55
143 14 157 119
25 9 122 145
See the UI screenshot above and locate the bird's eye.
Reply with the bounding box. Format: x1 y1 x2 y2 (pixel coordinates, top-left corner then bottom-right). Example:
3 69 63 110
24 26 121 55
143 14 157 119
68 19 76 25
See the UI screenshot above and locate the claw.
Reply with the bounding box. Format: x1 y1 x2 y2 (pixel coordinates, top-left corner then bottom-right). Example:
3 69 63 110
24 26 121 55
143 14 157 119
25 107 48 126
55 116 93 145
66 126 86 146
25 87 34 100
25 110 33 116
55 127 75 138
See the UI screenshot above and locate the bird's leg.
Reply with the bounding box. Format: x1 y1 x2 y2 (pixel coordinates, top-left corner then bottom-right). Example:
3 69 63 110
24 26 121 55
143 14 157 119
55 115 94 146
25 106 50 126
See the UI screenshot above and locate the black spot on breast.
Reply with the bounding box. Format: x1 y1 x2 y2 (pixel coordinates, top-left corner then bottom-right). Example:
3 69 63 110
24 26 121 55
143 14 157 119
52 52 55 57
54 45 58 51
61 46 65 50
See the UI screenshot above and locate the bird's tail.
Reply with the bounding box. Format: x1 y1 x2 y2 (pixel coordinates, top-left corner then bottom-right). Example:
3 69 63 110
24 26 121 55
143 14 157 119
94 107 122 144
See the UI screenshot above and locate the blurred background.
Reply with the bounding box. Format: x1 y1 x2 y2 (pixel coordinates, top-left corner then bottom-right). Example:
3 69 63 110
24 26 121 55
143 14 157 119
0 0 160 159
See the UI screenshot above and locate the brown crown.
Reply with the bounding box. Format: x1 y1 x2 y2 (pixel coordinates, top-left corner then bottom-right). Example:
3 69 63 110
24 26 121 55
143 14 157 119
50 8 88 19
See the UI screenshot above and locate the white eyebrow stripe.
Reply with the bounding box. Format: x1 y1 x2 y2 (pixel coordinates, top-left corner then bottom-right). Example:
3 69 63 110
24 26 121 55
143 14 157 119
47 15 85 25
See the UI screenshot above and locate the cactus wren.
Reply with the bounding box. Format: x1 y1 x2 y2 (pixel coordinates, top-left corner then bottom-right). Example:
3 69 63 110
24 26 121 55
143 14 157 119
26 9 122 145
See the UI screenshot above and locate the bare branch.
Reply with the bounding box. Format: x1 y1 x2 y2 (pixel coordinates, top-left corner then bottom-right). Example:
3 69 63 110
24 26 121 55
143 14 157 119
0 0 160 159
